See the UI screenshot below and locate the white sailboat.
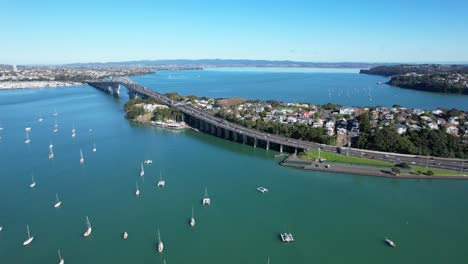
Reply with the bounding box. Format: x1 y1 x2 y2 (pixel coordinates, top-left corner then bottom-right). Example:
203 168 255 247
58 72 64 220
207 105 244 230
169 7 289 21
54 193 62 208
37 114 43 122
92 143 96 152
157 228 164 253
83 216 92 237
140 162 144 176
54 121 59 133
49 140 54 149
190 206 195 227
157 172 165 187
72 126 76 138
53 108 58 116
30 175 36 188
49 146 54 159
25 132 31 144
202 187 211 205
57 249 64 264
79 149 84 165
136 182 140 196
22 225 34 246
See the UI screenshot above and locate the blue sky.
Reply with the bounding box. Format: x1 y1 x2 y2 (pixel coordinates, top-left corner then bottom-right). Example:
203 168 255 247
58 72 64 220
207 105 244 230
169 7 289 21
1 0 468 64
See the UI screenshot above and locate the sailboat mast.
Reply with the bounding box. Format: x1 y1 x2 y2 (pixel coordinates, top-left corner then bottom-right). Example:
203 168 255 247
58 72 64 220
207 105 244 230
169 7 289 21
27 225 30 238
58 249 62 260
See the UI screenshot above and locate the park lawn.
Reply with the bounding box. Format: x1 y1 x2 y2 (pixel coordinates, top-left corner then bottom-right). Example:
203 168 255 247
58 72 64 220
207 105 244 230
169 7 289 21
408 166 461 177
299 149 394 167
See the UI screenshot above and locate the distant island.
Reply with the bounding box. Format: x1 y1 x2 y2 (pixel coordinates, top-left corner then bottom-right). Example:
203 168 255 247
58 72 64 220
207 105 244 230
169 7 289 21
360 64 468 94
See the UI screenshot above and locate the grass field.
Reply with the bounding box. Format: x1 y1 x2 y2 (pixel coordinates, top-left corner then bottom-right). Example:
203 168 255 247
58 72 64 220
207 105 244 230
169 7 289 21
299 149 394 167
408 166 462 177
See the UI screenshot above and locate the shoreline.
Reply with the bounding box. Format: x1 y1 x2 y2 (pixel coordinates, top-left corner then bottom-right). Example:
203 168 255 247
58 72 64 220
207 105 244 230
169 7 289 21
280 154 468 180
0 81 83 90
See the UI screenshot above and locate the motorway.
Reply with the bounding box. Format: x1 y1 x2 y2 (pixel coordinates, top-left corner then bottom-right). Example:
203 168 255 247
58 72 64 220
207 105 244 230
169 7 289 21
112 77 467 174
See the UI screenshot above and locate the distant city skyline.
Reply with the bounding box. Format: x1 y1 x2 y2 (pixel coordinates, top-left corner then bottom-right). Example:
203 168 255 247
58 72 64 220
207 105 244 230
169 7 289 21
1 0 468 64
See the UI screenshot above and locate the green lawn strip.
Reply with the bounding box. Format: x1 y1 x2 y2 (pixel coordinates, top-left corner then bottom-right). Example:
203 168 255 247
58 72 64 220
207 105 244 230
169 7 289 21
408 166 461 176
299 149 394 167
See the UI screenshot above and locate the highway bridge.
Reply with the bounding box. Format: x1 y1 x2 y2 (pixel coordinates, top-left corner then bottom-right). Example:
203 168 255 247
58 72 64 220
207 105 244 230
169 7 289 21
87 77 467 175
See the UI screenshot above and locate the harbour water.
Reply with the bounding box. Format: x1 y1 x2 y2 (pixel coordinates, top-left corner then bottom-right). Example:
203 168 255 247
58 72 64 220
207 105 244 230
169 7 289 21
1 70 468 263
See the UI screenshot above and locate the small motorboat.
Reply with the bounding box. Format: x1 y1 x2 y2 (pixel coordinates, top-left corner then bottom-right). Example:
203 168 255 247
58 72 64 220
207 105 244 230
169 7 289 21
257 187 268 193
123 232 128 240
83 216 92 237
385 238 396 247
280 233 294 243
144 159 153 164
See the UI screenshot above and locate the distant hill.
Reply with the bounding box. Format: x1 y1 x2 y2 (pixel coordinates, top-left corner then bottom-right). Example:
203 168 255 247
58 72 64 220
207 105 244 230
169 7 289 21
66 59 393 68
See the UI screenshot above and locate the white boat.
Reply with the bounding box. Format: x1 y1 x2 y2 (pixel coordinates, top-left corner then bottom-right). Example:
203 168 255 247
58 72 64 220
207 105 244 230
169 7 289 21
157 172 165 187
72 132 76 138
202 187 211 205
37 114 43 122
257 187 268 193
54 193 62 208
83 216 92 237
53 109 58 117
136 182 140 196
280 233 294 243
49 140 54 149
385 238 396 248
190 206 195 227
72 126 76 134
79 149 84 164
23 225 34 246
54 120 58 128
157 229 164 253
0 226 2 231
123 231 128 240
144 159 153 164
57 249 64 264
92 144 96 152
30 175 36 188
49 147 54 159
140 162 144 176
25 132 31 144
25 127 31 132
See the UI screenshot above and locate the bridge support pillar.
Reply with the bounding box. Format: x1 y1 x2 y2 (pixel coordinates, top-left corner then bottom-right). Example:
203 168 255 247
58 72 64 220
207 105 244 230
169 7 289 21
112 84 120 96
233 132 238 142
280 144 283 153
294 148 297 154
210 124 216 135
217 126 222 137
224 129 229 139
253 138 257 148
128 91 137 100
266 141 270 150
243 135 247 144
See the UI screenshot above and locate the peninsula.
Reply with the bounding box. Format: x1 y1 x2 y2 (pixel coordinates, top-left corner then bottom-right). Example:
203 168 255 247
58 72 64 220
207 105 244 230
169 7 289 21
360 64 468 94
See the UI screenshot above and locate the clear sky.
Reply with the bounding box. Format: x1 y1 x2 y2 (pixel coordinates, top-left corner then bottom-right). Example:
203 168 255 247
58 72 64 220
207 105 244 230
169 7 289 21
1 0 468 64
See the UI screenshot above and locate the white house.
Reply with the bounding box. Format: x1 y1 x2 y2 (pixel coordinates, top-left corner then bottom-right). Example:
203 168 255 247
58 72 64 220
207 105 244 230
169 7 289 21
395 124 407 134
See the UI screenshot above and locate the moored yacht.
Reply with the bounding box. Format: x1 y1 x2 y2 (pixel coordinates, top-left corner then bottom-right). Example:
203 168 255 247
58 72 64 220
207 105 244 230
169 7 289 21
49 147 54 159
136 182 140 197
157 229 164 253
83 216 92 237
37 114 43 122
144 159 153 164
25 132 31 144
79 149 84 164
157 172 165 187
202 187 211 205
23 225 34 246
140 162 144 176
257 187 268 193
53 109 58 116
190 206 195 227
30 175 36 188
92 143 96 152
280 233 294 243
57 249 64 264
25 127 31 132
123 231 128 240
54 193 62 208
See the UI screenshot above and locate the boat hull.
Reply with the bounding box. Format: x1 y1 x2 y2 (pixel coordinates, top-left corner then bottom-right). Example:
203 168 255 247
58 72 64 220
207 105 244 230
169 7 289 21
23 237 34 246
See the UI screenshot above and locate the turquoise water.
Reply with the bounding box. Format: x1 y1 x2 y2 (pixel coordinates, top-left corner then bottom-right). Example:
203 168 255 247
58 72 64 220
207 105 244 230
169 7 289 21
0 72 468 263
132 68 468 110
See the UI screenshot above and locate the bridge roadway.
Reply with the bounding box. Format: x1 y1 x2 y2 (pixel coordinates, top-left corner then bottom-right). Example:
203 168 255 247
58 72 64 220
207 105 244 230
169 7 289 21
91 77 467 174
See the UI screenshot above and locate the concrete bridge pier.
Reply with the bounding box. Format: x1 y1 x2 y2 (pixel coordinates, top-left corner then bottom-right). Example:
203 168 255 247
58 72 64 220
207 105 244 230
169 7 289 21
253 138 257 148
280 144 283 153
111 84 120 96
266 141 270 150
210 123 216 135
233 131 238 142
217 126 222 137
128 90 137 100
243 135 247 144
224 129 230 139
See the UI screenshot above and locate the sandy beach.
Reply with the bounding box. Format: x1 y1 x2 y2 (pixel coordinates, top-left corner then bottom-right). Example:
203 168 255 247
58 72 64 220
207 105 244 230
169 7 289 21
0 81 82 90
